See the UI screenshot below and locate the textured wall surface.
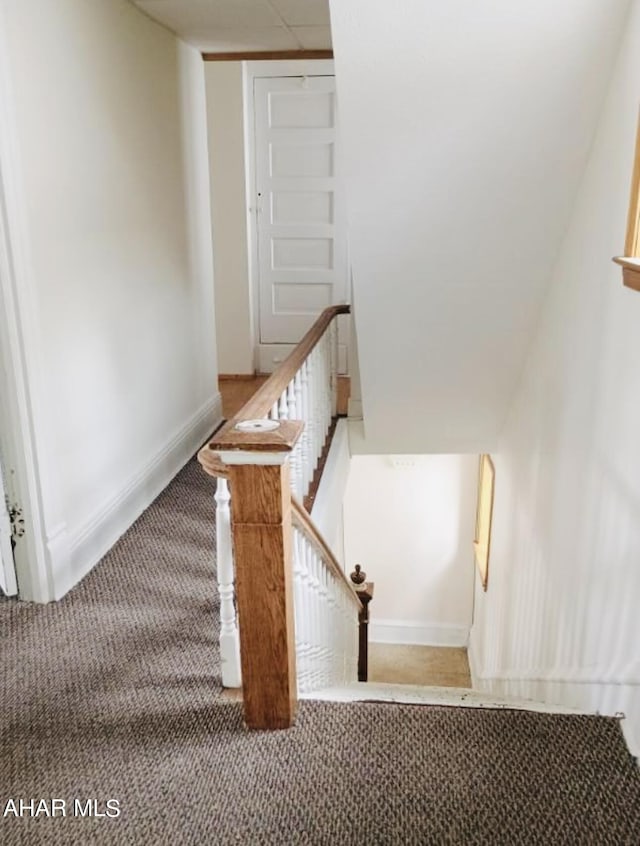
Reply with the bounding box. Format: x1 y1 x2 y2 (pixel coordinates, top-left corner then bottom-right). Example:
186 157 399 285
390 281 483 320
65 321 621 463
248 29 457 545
470 1 640 755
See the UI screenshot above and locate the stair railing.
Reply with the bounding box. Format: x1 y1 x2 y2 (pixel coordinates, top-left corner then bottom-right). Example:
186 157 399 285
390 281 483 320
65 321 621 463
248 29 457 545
291 498 360 692
199 305 361 729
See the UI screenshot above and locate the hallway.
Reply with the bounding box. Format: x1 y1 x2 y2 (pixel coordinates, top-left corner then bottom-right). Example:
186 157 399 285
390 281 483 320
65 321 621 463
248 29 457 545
1 459 639 844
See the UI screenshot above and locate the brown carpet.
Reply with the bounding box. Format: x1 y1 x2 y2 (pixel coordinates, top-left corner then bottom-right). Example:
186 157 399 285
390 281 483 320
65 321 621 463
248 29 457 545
2 459 640 845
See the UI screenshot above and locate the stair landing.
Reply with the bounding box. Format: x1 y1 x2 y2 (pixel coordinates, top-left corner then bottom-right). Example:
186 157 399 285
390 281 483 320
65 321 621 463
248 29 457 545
302 682 585 715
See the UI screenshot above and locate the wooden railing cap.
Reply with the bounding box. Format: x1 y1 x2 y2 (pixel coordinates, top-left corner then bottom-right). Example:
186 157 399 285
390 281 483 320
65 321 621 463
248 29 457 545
224 304 350 425
291 497 362 613
209 419 304 455
198 445 229 479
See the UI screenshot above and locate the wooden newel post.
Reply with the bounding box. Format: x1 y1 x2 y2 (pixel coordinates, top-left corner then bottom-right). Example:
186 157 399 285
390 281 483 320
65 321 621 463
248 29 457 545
350 564 374 683
212 418 304 730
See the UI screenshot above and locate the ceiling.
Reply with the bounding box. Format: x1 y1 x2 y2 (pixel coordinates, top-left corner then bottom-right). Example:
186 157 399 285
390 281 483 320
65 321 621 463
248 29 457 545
132 0 332 52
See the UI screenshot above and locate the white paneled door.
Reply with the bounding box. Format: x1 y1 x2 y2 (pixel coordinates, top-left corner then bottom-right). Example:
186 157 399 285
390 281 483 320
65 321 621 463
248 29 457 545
254 75 348 372
0 458 17 596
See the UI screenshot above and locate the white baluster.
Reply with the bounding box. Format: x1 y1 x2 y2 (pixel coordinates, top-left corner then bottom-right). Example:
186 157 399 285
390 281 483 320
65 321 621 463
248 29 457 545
279 388 288 421
270 400 279 421
300 361 311 496
293 529 312 693
330 320 338 417
319 556 330 686
310 546 323 688
293 371 306 498
214 477 241 688
336 580 345 684
313 346 323 467
346 591 355 683
324 344 330 443
340 590 349 683
310 345 320 467
307 350 319 473
318 339 329 458
291 515 362 692
287 379 303 498
325 332 332 433
319 333 329 442
323 332 332 437
287 378 296 419
328 572 337 685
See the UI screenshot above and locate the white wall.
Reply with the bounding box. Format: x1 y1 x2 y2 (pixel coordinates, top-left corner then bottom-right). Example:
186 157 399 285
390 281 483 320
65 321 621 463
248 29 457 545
205 62 254 375
329 0 629 453
343 453 477 646
2 0 220 599
470 0 640 754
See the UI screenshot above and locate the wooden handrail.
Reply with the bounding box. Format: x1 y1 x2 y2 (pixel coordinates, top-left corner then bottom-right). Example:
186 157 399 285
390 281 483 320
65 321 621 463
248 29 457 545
197 453 361 614
229 304 350 423
198 446 229 479
291 496 362 613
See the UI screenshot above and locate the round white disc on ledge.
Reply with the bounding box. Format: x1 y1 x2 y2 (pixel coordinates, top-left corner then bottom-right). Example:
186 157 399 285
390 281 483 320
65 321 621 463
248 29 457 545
235 419 280 433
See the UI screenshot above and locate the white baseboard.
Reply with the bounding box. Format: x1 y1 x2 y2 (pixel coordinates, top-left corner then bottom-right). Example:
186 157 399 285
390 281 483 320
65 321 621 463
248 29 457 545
621 719 640 762
347 398 363 418
51 394 222 600
467 628 481 686
467 630 640 759
370 618 469 648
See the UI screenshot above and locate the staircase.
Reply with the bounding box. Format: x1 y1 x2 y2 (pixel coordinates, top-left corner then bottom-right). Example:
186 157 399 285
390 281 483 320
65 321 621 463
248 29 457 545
198 305 595 733
199 305 360 728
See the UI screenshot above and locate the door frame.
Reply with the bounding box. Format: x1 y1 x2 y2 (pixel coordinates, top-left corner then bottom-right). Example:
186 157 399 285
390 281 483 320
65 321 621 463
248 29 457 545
242 59 335 372
0 8 51 602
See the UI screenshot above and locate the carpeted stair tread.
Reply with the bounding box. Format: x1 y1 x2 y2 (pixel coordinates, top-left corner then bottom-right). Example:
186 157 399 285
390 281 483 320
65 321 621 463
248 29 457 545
304 682 584 713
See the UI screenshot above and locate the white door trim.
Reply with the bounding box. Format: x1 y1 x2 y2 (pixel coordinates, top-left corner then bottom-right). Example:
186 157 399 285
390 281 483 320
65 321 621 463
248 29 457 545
0 451 17 596
0 7 54 602
242 59 335 372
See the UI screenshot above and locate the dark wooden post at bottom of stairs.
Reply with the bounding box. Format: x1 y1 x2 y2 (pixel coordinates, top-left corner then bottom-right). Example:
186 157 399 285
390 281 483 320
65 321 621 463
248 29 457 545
350 565 374 683
211 420 303 730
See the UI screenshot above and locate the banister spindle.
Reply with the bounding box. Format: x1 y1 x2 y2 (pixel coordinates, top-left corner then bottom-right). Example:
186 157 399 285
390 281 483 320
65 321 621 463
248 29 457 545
307 348 319 472
329 320 338 416
309 545 322 688
293 529 311 691
321 336 330 448
293 371 307 498
286 378 296 419
314 344 324 464
214 476 241 688
300 361 311 495
287 380 302 498
321 333 330 440
311 345 321 465
279 388 289 421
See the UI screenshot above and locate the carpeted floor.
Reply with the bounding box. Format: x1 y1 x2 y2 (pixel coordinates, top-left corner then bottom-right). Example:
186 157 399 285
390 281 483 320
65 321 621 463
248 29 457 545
2 458 640 845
